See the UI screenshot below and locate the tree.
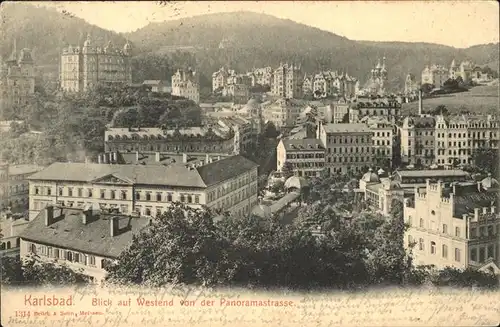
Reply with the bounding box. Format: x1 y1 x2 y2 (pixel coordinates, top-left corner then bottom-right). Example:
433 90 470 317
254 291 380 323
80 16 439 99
471 148 499 175
263 121 279 138
420 83 434 94
341 112 349 123
268 179 285 194
281 161 294 180
432 105 449 116
1 256 90 286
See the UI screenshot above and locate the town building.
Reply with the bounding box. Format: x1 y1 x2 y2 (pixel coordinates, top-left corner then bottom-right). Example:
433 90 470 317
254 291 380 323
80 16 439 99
171 68 200 104
361 116 394 168
19 205 150 282
359 168 471 216
1 213 30 257
142 80 172 93
0 163 45 212
212 67 231 91
0 40 35 110
404 178 500 271
271 63 303 99
400 113 499 168
303 71 359 99
261 98 302 129
362 57 388 96
247 67 273 87
449 59 475 84
276 139 326 178
349 97 401 123
104 126 238 156
331 98 350 123
27 155 259 221
60 34 133 92
316 122 373 175
404 73 419 95
421 64 448 88
222 83 250 104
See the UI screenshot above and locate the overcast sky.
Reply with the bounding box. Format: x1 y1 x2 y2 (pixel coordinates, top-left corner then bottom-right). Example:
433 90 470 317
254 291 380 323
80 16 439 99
30 1 499 48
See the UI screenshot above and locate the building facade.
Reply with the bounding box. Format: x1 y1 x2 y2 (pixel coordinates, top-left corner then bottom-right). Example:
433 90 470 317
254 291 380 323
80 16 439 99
303 71 359 99
349 98 401 123
362 57 388 96
171 68 200 104
316 122 373 175
0 41 35 110
271 63 302 99
261 98 302 129
60 34 132 92
222 83 250 104
404 179 499 270
421 64 448 88
404 73 419 95
104 126 240 155
361 116 394 168
276 139 326 178
27 155 259 221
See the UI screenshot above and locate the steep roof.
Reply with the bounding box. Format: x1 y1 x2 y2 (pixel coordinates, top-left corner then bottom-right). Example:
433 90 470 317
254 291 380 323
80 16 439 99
28 155 258 188
19 207 150 259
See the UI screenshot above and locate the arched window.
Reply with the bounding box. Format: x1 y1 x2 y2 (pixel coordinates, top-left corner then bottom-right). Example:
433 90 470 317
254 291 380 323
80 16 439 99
418 238 424 251
187 195 192 203
0 243 5 250
6 241 11 249
419 218 424 228
30 243 37 253
167 194 172 202
67 251 73 262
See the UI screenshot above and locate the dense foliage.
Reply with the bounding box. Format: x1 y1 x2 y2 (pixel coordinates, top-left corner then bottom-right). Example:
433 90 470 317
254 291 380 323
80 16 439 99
471 148 499 176
1 256 90 286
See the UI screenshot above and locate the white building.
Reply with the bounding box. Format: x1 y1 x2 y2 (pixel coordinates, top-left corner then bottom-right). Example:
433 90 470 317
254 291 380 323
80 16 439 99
171 68 200 104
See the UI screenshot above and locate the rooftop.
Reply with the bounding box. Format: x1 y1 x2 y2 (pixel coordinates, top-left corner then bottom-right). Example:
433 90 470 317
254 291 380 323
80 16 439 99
114 151 231 166
281 139 324 151
395 169 469 178
28 155 258 188
8 164 45 176
322 123 372 134
19 207 150 259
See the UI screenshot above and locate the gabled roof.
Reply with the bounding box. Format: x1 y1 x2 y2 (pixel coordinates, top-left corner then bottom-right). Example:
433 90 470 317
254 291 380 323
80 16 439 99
19 207 150 259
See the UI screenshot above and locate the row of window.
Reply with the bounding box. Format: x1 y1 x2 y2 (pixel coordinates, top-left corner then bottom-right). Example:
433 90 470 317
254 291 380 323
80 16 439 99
410 130 498 138
289 162 324 168
411 217 498 238
411 217 462 237
327 156 372 164
286 153 324 159
327 136 370 144
28 243 99 267
409 236 461 261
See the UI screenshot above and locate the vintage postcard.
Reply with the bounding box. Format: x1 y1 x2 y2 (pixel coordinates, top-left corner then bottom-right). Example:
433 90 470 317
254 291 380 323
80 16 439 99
1 1 499 326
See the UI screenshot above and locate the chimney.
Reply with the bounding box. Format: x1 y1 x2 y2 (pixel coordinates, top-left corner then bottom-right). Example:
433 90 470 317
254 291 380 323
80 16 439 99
110 217 119 237
182 153 188 164
82 209 91 225
474 207 480 220
136 151 140 162
98 154 102 164
44 206 54 226
155 152 161 162
418 89 423 116
482 207 488 214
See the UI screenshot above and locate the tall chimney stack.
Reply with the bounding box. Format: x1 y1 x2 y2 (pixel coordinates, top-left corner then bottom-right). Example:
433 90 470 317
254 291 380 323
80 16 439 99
110 217 119 237
44 205 54 226
418 89 423 116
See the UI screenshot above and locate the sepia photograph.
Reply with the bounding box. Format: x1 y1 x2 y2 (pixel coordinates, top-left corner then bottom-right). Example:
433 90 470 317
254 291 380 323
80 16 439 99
0 1 499 326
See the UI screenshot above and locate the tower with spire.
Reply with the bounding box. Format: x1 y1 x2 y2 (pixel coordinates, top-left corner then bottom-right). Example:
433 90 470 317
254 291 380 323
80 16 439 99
365 57 388 96
60 33 132 92
0 39 36 111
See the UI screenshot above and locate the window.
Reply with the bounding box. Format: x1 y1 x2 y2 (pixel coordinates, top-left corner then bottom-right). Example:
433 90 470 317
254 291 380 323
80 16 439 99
419 218 424 228
455 227 460 237
78 188 83 197
442 245 448 258
75 253 80 263
68 188 73 197
100 190 106 199
407 235 413 247
110 191 116 199
146 193 151 201
47 188 52 196
407 216 412 225
187 195 192 203
135 192 140 200
89 256 96 266
30 243 37 253
454 248 461 262
419 238 424 251
54 249 60 259
470 227 476 238
180 194 185 202
35 187 40 195
479 248 486 263
88 189 93 197
121 191 127 200
156 193 162 201
195 195 200 204
430 241 436 254
67 251 73 262
442 224 448 234
470 248 477 262
167 194 172 202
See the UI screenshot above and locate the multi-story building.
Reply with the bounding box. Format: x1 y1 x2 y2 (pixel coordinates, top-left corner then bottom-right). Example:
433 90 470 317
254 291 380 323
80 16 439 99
404 73 419 95
104 126 238 155
222 83 250 104
212 67 230 91
362 57 388 96
27 155 259 220
60 34 132 92
261 98 302 129
272 63 302 99
449 59 475 84
401 113 499 168
4 164 45 212
142 80 172 93
361 116 394 167
331 98 350 123
404 179 499 271
0 40 35 110
19 206 150 282
249 67 273 87
303 71 359 99
316 122 373 175
349 97 401 123
171 68 200 104
216 116 255 154
276 139 326 178
421 64 448 88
